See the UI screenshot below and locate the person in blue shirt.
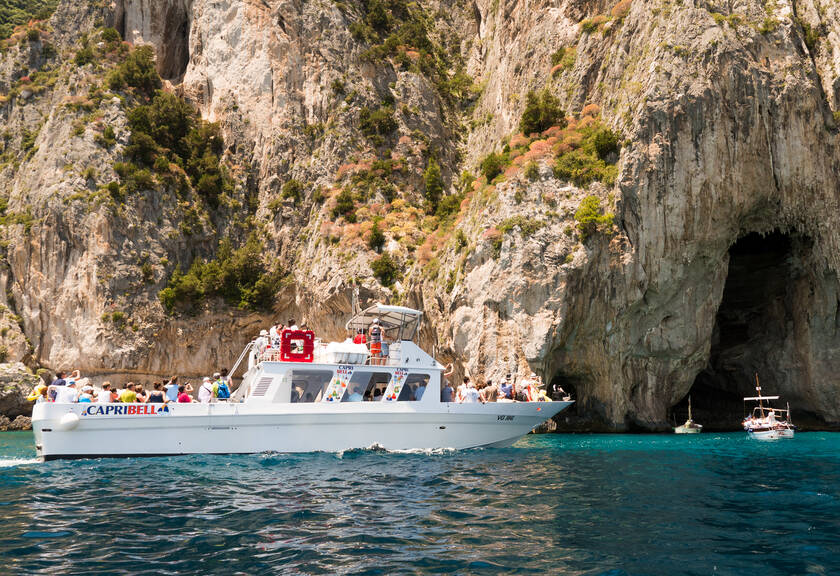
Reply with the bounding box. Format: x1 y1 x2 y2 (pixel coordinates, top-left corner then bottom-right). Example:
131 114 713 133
500 375 514 400
165 377 180 402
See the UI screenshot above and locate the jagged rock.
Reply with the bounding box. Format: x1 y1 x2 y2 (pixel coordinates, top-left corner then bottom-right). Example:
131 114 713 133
8 415 31 431
0 363 39 419
1 0 840 431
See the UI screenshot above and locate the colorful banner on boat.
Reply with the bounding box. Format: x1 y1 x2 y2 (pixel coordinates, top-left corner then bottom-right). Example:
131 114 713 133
384 369 408 402
323 365 353 402
82 404 171 416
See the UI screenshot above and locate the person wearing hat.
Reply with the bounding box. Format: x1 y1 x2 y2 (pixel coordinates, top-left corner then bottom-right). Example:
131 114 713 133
198 377 214 403
27 384 48 403
500 375 514 400
55 380 78 403
256 329 269 354
368 318 385 366
77 385 95 403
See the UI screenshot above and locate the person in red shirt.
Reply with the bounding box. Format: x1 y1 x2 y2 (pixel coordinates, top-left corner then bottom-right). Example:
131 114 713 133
353 328 367 344
177 385 192 403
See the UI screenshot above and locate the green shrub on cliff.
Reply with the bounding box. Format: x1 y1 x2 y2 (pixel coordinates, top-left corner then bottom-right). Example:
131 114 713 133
0 0 58 40
159 234 280 314
519 89 565 135
423 156 443 213
359 105 397 143
121 83 228 207
553 122 621 187
371 252 400 286
574 195 614 241
479 151 509 182
107 45 161 99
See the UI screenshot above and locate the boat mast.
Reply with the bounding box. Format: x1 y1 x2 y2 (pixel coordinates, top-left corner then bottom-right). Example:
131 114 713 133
687 395 692 421
755 373 764 419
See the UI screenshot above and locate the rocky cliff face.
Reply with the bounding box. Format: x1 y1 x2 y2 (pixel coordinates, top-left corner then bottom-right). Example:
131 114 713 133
2 0 840 429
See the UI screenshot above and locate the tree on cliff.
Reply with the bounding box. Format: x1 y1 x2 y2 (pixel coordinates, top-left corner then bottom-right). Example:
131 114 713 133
519 89 565 135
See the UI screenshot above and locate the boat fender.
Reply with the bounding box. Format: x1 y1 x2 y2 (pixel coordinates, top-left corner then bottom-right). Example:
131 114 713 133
58 412 80 431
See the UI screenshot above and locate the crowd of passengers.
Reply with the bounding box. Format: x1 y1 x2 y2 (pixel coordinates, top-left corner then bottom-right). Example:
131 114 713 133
441 368 568 403
27 369 235 405
252 318 569 403
254 316 393 365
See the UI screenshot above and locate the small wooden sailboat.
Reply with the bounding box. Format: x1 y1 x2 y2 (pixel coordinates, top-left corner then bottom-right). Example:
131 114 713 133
674 395 703 434
742 374 795 440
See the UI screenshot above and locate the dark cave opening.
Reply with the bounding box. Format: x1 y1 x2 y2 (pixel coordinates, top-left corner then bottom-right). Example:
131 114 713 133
159 5 190 81
673 231 811 430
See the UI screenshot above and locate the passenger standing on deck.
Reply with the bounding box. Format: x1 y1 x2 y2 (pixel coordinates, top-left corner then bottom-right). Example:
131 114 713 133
147 382 165 403
353 328 367 344
198 377 214 403
214 375 231 401
414 379 426 401
256 330 269 354
97 382 113 403
162 379 177 403
500 375 514 400
77 385 95 403
441 380 454 402
177 385 192 403
48 371 66 402
288 318 299 331
55 380 77 403
462 379 482 403
119 383 137 403
368 318 384 366
481 380 499 402
456 377 469 402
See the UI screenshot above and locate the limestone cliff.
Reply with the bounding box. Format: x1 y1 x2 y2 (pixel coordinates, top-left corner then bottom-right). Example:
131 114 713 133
2 0 840 430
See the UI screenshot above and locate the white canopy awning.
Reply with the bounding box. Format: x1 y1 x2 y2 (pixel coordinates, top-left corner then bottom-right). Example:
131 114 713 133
346 304 423 340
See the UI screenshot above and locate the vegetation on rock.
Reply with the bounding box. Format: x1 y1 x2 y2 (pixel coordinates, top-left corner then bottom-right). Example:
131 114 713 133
0 0 57 39
574 195 614 241
519 89 565 135
159 235 281 314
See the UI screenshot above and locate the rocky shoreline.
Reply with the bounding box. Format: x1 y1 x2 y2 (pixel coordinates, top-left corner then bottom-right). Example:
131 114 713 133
0 362 38 430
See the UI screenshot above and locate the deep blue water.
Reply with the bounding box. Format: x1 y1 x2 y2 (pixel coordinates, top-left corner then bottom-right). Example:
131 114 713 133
0 432 838 575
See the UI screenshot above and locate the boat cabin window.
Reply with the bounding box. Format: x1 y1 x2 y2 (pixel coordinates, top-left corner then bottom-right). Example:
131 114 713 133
290 370 333 403
397 373 430 401
343 372 391 402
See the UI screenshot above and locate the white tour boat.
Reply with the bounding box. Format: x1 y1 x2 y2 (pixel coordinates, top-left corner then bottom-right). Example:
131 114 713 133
674 395 702 434
32 305 573 460
742 375 795 440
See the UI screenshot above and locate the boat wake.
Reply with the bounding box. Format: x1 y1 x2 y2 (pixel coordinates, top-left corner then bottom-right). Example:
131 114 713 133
336 444 458 458
0 458 40 468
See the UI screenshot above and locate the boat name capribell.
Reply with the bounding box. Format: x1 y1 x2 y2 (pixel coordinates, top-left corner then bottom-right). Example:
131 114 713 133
82 404 171 416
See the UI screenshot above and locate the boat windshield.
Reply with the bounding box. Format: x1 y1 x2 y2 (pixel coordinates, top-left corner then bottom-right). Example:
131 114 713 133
346 304 422 341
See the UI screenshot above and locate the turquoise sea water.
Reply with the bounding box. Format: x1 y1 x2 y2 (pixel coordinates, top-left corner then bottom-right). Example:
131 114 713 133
0 432 838 575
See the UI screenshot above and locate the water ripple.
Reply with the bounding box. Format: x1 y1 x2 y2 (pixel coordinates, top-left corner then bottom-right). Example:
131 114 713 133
0 432 839 575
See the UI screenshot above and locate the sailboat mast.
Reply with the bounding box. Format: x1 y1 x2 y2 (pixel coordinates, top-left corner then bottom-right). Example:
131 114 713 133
755 373 765 418
688 395 692 421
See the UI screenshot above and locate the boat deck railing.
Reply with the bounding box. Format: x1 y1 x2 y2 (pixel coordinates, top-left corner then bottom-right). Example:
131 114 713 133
256 340 404 367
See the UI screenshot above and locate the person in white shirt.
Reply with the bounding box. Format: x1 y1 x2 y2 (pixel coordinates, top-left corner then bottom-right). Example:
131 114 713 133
55 381 78 403
462 379 483 403
97 382 113 403
198 377 214 403
288 318 299 331
255 330 269 353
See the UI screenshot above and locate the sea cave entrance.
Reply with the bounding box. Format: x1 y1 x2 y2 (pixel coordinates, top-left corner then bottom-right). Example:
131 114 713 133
672 231 812 430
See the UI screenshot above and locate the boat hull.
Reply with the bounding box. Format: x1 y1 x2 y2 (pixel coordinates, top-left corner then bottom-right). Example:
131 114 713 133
674 426 701 434
746 427 794 440
32 401 573 460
